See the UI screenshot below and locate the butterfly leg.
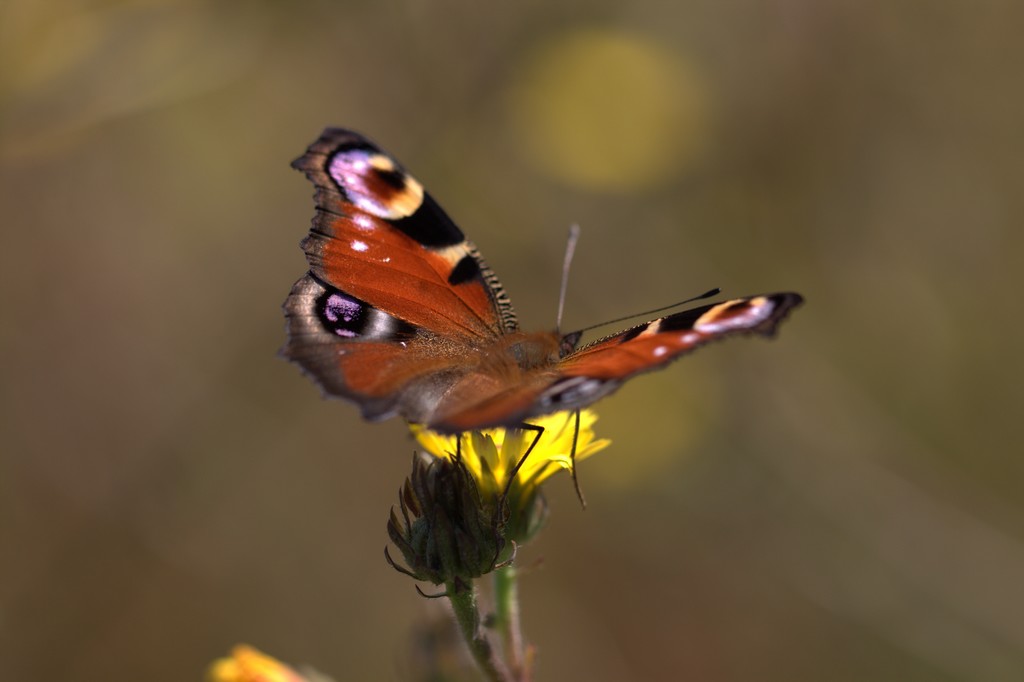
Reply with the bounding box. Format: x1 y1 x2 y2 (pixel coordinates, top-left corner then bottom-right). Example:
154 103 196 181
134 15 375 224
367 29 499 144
569 409 588 510
499 422 545 504
489 423 545 569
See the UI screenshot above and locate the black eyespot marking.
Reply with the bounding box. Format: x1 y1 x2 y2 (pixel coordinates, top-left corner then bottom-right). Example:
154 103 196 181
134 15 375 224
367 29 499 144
448 254 482 286
317 290 368 338
375 166 407 190
315 285 416 341
392 194 465 247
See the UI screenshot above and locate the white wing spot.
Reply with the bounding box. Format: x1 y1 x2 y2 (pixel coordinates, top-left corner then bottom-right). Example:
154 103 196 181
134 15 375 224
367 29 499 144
352 214 375 231
653 345 669 357
351 240 369 252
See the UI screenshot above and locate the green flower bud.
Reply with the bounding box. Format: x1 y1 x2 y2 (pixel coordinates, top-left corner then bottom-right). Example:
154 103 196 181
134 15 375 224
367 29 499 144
387 453 507 585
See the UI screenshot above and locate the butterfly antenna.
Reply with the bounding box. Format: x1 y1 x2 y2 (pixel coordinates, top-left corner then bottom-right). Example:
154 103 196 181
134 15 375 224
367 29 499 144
555 224 581 334
573 287 722 336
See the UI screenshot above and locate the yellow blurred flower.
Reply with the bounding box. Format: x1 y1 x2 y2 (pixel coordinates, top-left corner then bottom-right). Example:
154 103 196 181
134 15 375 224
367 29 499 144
207 645 306 682
507 28 710 192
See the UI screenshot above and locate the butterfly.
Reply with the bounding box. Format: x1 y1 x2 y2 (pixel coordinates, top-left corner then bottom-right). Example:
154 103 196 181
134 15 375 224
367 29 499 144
283 129 803 434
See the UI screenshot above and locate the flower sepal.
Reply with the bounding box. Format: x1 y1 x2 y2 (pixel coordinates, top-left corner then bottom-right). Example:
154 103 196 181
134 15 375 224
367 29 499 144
387 452 506 586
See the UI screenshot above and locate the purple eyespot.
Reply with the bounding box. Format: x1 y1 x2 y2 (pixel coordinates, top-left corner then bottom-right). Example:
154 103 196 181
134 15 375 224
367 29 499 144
328 149 423 220
324 293 361 322
319 291 365 338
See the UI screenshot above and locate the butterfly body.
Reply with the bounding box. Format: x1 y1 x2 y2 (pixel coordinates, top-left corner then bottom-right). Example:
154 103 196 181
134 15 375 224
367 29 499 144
284 129 803 433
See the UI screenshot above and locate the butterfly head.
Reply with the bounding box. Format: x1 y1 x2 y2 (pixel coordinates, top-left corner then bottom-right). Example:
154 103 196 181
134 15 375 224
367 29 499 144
559 330 583 358
495 331 565 370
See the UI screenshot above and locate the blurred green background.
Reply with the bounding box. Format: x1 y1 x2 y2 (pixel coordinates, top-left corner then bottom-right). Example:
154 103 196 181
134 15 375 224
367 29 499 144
3 1 1023 680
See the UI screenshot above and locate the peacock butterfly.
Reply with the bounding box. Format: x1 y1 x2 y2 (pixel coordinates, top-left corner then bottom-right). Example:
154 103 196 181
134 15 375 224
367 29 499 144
283 129 803 433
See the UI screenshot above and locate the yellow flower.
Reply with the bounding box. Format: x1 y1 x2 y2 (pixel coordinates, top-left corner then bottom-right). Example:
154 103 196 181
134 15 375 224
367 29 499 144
387 411 610 585
411 410 610 496
207 645 307 682
409 410 610 546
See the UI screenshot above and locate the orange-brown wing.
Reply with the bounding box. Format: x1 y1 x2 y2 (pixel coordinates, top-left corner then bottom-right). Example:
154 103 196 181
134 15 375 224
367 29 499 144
427 293 803 432
283 129 518 422
558 293 803 379
283 275 476 423
290 129 517 338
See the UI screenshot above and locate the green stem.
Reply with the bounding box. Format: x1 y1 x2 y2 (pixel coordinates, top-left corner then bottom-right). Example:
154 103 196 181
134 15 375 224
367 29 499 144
493 566 527 680
447 581 510 682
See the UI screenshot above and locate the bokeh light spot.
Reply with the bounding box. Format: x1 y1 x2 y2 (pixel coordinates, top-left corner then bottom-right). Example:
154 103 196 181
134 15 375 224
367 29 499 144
507 28 710 192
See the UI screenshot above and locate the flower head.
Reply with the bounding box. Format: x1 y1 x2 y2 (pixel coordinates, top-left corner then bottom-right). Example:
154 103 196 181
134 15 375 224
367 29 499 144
387 410 610 586
411 410 610 544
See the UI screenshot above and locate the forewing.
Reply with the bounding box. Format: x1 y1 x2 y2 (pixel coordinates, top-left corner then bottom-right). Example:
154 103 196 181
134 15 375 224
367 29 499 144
290 128 517 339
283 129 518 420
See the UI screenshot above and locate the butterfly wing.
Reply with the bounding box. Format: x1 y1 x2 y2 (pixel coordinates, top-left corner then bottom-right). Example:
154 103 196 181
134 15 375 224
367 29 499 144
558 292 804 380
429 293 803 432
283 129 518 422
